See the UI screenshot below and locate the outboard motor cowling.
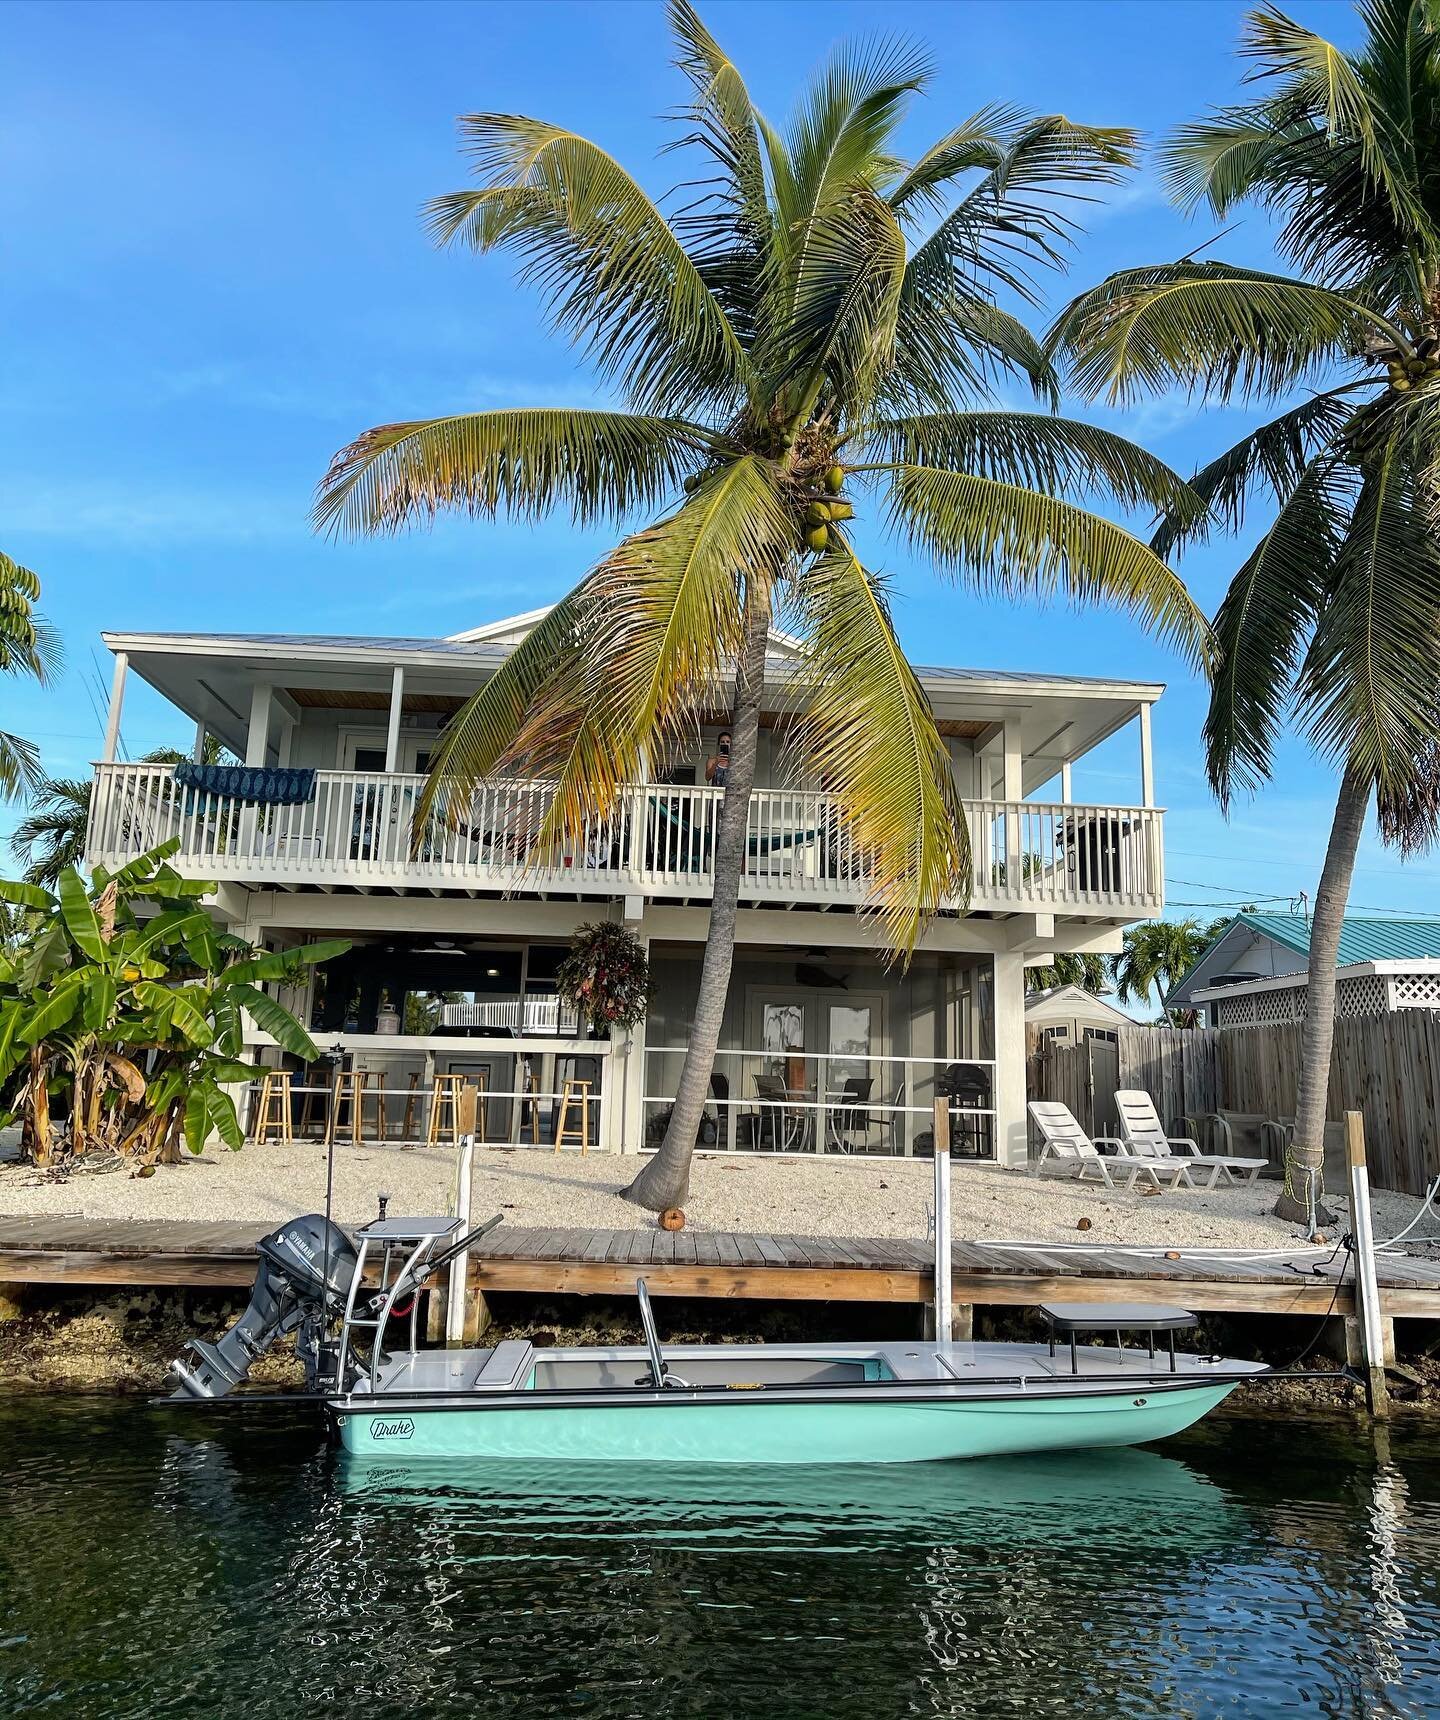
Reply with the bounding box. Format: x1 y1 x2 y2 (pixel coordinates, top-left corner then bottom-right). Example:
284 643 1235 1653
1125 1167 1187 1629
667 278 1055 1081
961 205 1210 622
169 1215 357 1400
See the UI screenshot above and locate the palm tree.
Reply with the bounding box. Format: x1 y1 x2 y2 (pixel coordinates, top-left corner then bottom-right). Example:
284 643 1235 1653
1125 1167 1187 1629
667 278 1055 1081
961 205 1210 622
11 741 228 887
1110 919 1212 1019
0 551 59 801
316 1 1206 1209
1052 0 1440 1225
1026 952 1110 994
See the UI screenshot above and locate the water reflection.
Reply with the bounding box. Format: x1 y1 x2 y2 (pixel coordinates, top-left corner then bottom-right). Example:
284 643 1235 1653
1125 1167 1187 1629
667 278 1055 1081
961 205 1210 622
1 1402 1438 1718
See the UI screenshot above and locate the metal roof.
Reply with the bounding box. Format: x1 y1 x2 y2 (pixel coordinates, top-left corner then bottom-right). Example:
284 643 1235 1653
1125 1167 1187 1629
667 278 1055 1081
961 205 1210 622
1244 912 1440 965
1168 912 1440 1008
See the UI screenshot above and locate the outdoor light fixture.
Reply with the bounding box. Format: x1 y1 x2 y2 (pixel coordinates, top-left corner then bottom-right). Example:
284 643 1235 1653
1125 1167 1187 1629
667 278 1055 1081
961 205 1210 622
485 966 500 977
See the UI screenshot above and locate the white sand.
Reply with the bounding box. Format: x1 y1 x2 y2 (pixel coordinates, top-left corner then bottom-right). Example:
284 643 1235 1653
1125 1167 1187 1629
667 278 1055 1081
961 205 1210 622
0 1140 1435 1255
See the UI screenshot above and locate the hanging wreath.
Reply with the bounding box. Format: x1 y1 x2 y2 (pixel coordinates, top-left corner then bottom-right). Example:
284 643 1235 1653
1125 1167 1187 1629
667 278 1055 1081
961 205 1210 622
556 922 650 1035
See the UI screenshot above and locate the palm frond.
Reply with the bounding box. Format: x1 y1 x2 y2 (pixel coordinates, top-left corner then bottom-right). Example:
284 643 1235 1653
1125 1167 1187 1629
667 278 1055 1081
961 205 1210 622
1151 382 1369 557
788 541 966 953
1203 456 1352 806
1049 260 1400 404
424 116 754 414
0 551 59 685
886 463 1209 664
665 0 772 338
1297 436 1440 800
865 411 1204 524
779 34 931 235
902 116 1139 308
885 104 1025 215
0 733 44 805
415 594 589 832
1240 2 1430 240
887 277 1058 413
9 777 90 885
313 409 719 536
777 184 907 413
504 456 795 853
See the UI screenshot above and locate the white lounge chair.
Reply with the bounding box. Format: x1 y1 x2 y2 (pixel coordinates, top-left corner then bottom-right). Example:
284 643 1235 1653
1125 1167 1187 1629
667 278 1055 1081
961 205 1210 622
1113 1090 1267 1187
1027 1101 1197 1191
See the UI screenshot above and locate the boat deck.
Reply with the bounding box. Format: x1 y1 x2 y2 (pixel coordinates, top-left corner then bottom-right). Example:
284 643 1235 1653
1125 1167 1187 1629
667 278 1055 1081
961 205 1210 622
3 1216 1439 1320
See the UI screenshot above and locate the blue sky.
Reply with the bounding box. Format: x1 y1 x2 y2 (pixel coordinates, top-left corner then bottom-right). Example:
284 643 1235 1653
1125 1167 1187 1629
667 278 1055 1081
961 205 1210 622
2 0 1431 922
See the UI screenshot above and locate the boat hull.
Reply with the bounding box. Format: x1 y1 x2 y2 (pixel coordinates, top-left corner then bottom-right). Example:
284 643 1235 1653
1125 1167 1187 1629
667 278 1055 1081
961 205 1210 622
336 1380 1237 1464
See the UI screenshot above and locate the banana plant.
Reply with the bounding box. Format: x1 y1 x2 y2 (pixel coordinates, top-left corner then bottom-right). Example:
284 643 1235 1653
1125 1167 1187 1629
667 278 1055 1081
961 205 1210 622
0 839 347 1167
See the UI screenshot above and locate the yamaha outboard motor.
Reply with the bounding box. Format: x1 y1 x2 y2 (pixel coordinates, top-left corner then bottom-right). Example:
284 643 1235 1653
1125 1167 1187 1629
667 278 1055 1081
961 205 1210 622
169 1214 358 1399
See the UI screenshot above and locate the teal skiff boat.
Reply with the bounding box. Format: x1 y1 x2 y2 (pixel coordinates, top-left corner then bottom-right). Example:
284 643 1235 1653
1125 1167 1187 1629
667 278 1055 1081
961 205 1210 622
170 1205 1264 1464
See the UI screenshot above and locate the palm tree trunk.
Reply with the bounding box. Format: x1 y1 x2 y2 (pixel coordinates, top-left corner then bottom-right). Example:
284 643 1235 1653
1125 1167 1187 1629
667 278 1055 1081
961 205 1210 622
622 583 770 1211
1277 761 1370 1229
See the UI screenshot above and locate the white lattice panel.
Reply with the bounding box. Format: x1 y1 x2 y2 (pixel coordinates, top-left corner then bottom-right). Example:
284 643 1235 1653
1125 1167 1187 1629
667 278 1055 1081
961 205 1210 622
1389 971 1440 1008
1253 987 1304 1024
1336 974 1388 1017
1216 995 1258 1027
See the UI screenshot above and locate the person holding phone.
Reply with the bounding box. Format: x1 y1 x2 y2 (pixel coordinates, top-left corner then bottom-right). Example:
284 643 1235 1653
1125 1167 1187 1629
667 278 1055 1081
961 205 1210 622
706 729 732 787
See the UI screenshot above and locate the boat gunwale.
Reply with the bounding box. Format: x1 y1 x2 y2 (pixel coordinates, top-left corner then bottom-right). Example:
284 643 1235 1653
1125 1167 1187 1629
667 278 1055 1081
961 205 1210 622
326 1370 1258 1418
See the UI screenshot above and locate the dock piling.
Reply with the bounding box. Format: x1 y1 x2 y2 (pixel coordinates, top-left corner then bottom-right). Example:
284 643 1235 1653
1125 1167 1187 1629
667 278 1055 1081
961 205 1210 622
1346 1110 1391 1419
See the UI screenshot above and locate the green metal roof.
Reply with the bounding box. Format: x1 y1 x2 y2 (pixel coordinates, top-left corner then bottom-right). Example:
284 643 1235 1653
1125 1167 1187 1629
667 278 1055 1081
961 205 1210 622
1235 912 1440 965
1166 911 1440 1009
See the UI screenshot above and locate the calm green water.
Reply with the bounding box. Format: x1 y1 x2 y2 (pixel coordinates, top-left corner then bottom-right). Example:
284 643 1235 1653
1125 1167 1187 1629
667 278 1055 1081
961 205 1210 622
1 1400 1438 1717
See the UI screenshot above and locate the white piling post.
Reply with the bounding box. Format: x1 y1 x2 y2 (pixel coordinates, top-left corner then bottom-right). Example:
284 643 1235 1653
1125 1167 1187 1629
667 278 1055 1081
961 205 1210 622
446 1132 475 1346
1346 1111 1390 1419
933 1096 952 1344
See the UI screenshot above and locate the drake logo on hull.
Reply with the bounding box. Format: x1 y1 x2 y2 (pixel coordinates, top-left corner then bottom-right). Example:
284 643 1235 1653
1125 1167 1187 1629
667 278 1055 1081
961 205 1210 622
370 1416 415 1441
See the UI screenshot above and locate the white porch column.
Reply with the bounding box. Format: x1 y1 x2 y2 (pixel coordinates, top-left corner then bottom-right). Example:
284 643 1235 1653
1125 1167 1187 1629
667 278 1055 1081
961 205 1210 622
276 718 295 768
606 923 649 1154
384 665 405 773
102 652 128 763
1138 702 1154 807
245 683 274 766
1001 721 1023 801
191 718 208 765
992 950 1028 1167
1060 760 1072 804
1001 719 1023 884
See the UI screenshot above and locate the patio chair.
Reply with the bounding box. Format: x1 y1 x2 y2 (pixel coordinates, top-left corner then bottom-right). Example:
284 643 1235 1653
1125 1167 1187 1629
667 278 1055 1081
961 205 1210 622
1027 1100 1198 1191
826 1076 874 1153
1113 1090 1267 1187
754 1072 804 1151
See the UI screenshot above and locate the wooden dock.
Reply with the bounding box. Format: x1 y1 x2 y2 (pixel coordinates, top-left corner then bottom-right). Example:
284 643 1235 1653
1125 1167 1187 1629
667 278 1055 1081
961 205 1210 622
4 1216 1440 1320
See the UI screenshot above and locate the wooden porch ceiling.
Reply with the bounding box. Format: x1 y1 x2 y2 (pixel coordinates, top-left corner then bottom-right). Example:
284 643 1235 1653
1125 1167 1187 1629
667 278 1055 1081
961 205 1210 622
286 687 990 740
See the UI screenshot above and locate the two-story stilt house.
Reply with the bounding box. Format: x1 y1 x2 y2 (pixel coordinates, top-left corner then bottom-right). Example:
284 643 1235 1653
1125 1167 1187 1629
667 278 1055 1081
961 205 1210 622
86 608 1163 1165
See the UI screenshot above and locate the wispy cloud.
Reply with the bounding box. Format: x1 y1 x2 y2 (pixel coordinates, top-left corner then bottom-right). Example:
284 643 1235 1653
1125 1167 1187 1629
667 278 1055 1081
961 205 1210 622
0 479 305 545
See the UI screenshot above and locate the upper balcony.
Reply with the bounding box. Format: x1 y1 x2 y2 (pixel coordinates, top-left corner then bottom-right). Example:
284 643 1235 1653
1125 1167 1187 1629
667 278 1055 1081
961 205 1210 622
86 762 1164 917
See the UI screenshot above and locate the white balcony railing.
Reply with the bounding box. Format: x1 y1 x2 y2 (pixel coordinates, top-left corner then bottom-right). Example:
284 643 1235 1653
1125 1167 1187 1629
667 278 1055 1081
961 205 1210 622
86 763 1163 914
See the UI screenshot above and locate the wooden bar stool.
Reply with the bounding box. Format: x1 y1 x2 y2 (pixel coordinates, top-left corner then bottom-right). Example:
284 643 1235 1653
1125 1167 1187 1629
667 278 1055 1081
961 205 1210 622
555 1078 593 1154
366 1079 389 1143
252 1071 293 1145
299 1065 327 1138
325 1069 368 1146
426 1073 466 1146
401 1072 422 1141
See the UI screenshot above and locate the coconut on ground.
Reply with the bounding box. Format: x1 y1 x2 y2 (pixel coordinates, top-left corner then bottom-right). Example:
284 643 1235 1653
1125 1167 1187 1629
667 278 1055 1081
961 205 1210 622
0 1140 1435 1256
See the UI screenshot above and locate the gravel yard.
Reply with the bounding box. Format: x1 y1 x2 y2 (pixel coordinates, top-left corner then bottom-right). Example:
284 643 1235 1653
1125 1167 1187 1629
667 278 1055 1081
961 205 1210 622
0 1139 1435 1254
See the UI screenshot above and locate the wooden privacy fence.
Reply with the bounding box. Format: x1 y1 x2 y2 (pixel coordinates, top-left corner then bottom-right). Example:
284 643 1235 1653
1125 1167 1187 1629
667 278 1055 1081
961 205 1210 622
1027 1015 1440 1196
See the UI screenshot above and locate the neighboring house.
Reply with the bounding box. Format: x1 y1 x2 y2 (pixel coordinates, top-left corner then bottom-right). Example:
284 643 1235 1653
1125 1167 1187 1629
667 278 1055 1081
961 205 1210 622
1025 984 1132 1046
87 608 1167 1165
1167 912 1440 1028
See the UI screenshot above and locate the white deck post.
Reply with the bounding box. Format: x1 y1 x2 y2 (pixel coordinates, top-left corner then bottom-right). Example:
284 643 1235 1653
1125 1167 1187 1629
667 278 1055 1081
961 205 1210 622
101 651 128 763
1060 760 1072 804
384 665 405 774
191 718 208 765
245 683 273 766
608 922 649 1153
932 1095 952 1342
240 684 274 857
992 949 1028 1167
1138 703 1159 901
1139 702 1154 807
1002 720 1023 893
